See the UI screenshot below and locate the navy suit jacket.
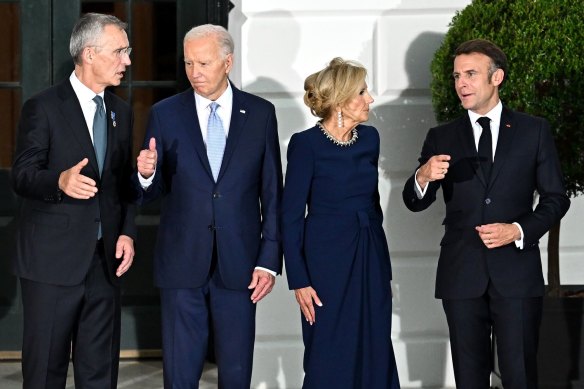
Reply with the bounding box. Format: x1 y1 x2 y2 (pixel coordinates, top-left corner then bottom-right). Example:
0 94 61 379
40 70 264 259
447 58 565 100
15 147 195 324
403 107 570 299
12 79 137 286
137 86 283 290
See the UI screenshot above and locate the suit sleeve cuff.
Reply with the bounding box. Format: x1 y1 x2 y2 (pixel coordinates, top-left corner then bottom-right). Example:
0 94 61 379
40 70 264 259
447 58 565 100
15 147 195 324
513 222 525 250
414 169 428 199
255 266 277 277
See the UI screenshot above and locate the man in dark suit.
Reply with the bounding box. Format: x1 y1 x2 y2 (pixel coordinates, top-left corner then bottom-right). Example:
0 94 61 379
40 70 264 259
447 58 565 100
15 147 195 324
11 13 136 389
135 24 282 388
403 39 570 388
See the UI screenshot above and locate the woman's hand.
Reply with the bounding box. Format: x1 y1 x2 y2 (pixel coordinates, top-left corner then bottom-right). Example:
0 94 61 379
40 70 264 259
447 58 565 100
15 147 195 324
294 286 323 325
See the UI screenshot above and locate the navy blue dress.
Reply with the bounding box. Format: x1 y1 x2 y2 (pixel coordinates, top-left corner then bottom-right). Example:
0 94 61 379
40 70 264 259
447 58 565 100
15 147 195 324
283 124 400 388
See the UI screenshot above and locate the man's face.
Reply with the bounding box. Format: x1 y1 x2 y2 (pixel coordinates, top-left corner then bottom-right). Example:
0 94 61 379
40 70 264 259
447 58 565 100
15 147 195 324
89 24 131 89
453 52 503 115
184 36 232 101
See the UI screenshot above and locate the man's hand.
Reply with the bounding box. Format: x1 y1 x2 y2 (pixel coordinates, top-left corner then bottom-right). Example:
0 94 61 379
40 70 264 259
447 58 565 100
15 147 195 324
137 137 157 179
248 269 275 303
115 235 134 277
416 154 451 189
294 286 323 325
58 158 98 199
476 223 521 249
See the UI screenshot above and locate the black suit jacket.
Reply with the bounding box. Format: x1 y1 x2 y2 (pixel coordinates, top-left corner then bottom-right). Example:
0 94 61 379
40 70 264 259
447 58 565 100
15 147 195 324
12 79 136 286
403 107 570 299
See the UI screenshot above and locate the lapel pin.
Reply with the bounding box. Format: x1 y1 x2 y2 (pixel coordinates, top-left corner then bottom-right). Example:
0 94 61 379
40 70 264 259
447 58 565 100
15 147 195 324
111 111 117 127
240 109 246 114
505 123 511 127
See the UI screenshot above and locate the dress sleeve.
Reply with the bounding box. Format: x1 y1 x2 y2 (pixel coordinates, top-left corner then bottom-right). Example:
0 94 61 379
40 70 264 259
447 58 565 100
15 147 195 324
282 132 314 290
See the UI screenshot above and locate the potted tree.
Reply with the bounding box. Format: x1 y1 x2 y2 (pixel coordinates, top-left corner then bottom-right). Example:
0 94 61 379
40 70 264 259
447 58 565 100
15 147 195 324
430 0 584 387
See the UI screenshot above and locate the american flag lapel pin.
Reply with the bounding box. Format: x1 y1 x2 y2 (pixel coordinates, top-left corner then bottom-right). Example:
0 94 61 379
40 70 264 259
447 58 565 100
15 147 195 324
111 111 117 127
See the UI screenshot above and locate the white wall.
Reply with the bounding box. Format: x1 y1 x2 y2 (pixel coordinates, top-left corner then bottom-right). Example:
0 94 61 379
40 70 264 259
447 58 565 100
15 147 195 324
228 1 584 388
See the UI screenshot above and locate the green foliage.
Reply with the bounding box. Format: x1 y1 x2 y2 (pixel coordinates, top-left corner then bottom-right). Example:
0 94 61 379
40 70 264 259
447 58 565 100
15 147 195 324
431 0 584 197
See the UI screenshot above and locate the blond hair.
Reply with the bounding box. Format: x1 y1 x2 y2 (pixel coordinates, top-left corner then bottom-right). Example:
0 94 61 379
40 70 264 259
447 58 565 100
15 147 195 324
303 57 367 120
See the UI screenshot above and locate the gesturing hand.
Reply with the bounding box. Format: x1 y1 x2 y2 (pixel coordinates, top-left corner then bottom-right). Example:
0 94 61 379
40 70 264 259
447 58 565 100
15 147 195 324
294 286 323 325
137 137 157 179
58 158 98 199
416 154 451 189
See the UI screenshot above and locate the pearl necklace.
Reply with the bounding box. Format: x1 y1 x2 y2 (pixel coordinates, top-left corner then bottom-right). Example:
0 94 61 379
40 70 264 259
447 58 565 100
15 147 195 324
316 121 358 147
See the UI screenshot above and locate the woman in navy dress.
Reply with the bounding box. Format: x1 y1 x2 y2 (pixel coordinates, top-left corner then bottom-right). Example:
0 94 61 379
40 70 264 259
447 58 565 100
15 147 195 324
282 57 400 388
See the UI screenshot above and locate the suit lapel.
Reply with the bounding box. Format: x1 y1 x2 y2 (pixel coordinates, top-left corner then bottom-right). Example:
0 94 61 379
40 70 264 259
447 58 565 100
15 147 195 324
489 107 516 186
179 90 215 180
217 87 248 181
57 81 100 178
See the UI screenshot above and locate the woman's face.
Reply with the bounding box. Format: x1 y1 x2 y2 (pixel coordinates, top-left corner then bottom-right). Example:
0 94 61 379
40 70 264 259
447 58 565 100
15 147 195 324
341 82 374 126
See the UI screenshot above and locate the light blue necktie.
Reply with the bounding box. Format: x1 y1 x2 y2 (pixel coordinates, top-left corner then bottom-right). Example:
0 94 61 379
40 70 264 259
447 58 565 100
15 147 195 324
92 95 107 239
206 102 226 181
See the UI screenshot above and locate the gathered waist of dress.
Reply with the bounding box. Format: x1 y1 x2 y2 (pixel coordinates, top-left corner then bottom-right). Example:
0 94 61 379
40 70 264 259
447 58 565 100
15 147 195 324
307 206 382 226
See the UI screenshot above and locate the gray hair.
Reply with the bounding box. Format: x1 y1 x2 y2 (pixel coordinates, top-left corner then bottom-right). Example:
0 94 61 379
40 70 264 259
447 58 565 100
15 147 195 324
184 24 234 58
70 13 127 65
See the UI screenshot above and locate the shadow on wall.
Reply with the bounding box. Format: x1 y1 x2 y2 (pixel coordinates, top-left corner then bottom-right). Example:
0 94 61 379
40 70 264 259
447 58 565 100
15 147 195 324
368 31 450 387
242 9 307 167
238 9 307 389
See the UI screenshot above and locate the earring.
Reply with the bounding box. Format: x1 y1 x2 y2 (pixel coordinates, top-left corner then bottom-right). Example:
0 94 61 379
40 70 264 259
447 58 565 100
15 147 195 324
337 111 343 128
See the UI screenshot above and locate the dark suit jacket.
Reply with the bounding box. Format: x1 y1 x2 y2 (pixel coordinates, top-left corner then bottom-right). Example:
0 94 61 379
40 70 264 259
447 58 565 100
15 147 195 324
11 79 137 286
136 86 283 290
403 107 570 299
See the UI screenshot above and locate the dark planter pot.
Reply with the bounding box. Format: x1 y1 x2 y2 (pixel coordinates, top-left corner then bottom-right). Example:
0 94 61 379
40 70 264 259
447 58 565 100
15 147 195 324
491 288 584 389
538 291 584 389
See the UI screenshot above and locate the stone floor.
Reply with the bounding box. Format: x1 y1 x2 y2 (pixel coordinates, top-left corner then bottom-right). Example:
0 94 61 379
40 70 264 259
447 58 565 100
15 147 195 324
0 359 218 389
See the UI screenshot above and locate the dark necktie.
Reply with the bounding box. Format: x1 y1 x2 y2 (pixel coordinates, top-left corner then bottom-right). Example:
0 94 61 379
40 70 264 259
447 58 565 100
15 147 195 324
206 102 226 181
92 95 107 239
477 116 492 180
92 95 107 176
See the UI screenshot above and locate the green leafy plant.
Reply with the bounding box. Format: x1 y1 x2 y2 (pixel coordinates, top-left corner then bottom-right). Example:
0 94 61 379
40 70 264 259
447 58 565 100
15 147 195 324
430 0 584 297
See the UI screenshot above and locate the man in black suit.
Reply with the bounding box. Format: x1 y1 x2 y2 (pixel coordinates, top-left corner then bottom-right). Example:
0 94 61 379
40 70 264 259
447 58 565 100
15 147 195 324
11 13 136 388
403 39 570 388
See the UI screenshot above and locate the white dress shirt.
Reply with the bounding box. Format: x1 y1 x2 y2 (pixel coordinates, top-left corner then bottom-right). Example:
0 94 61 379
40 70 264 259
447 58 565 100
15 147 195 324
69 71 105 144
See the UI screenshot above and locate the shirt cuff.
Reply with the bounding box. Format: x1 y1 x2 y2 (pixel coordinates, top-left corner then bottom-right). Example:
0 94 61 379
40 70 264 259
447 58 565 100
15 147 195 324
414 169 428 199
138 170 155 189
255 266 277 277
513 222 525 249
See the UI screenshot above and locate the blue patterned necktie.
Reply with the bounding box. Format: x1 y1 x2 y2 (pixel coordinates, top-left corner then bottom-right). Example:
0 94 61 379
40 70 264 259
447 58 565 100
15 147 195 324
206 102 226 181
92 95 107 239
92 95 107 176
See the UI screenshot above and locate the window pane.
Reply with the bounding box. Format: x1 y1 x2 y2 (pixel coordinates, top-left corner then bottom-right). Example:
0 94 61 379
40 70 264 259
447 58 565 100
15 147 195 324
132 2 177 81
0 89 21 168
131 87 176 156
0 4 20 82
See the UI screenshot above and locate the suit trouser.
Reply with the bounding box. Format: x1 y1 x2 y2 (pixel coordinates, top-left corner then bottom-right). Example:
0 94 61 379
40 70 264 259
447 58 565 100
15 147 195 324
160 265 257 389
442 282 543 389
20 240 121 389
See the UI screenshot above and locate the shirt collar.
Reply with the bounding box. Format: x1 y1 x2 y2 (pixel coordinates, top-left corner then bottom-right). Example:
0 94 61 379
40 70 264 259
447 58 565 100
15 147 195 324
468 100 503 124
69 71 104 104
194 80 233 111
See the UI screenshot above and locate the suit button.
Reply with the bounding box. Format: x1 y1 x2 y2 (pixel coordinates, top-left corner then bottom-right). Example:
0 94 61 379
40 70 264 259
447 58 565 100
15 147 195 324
485 198 491 205
95 218 101 222
208 225 214 231
213 192 220 199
